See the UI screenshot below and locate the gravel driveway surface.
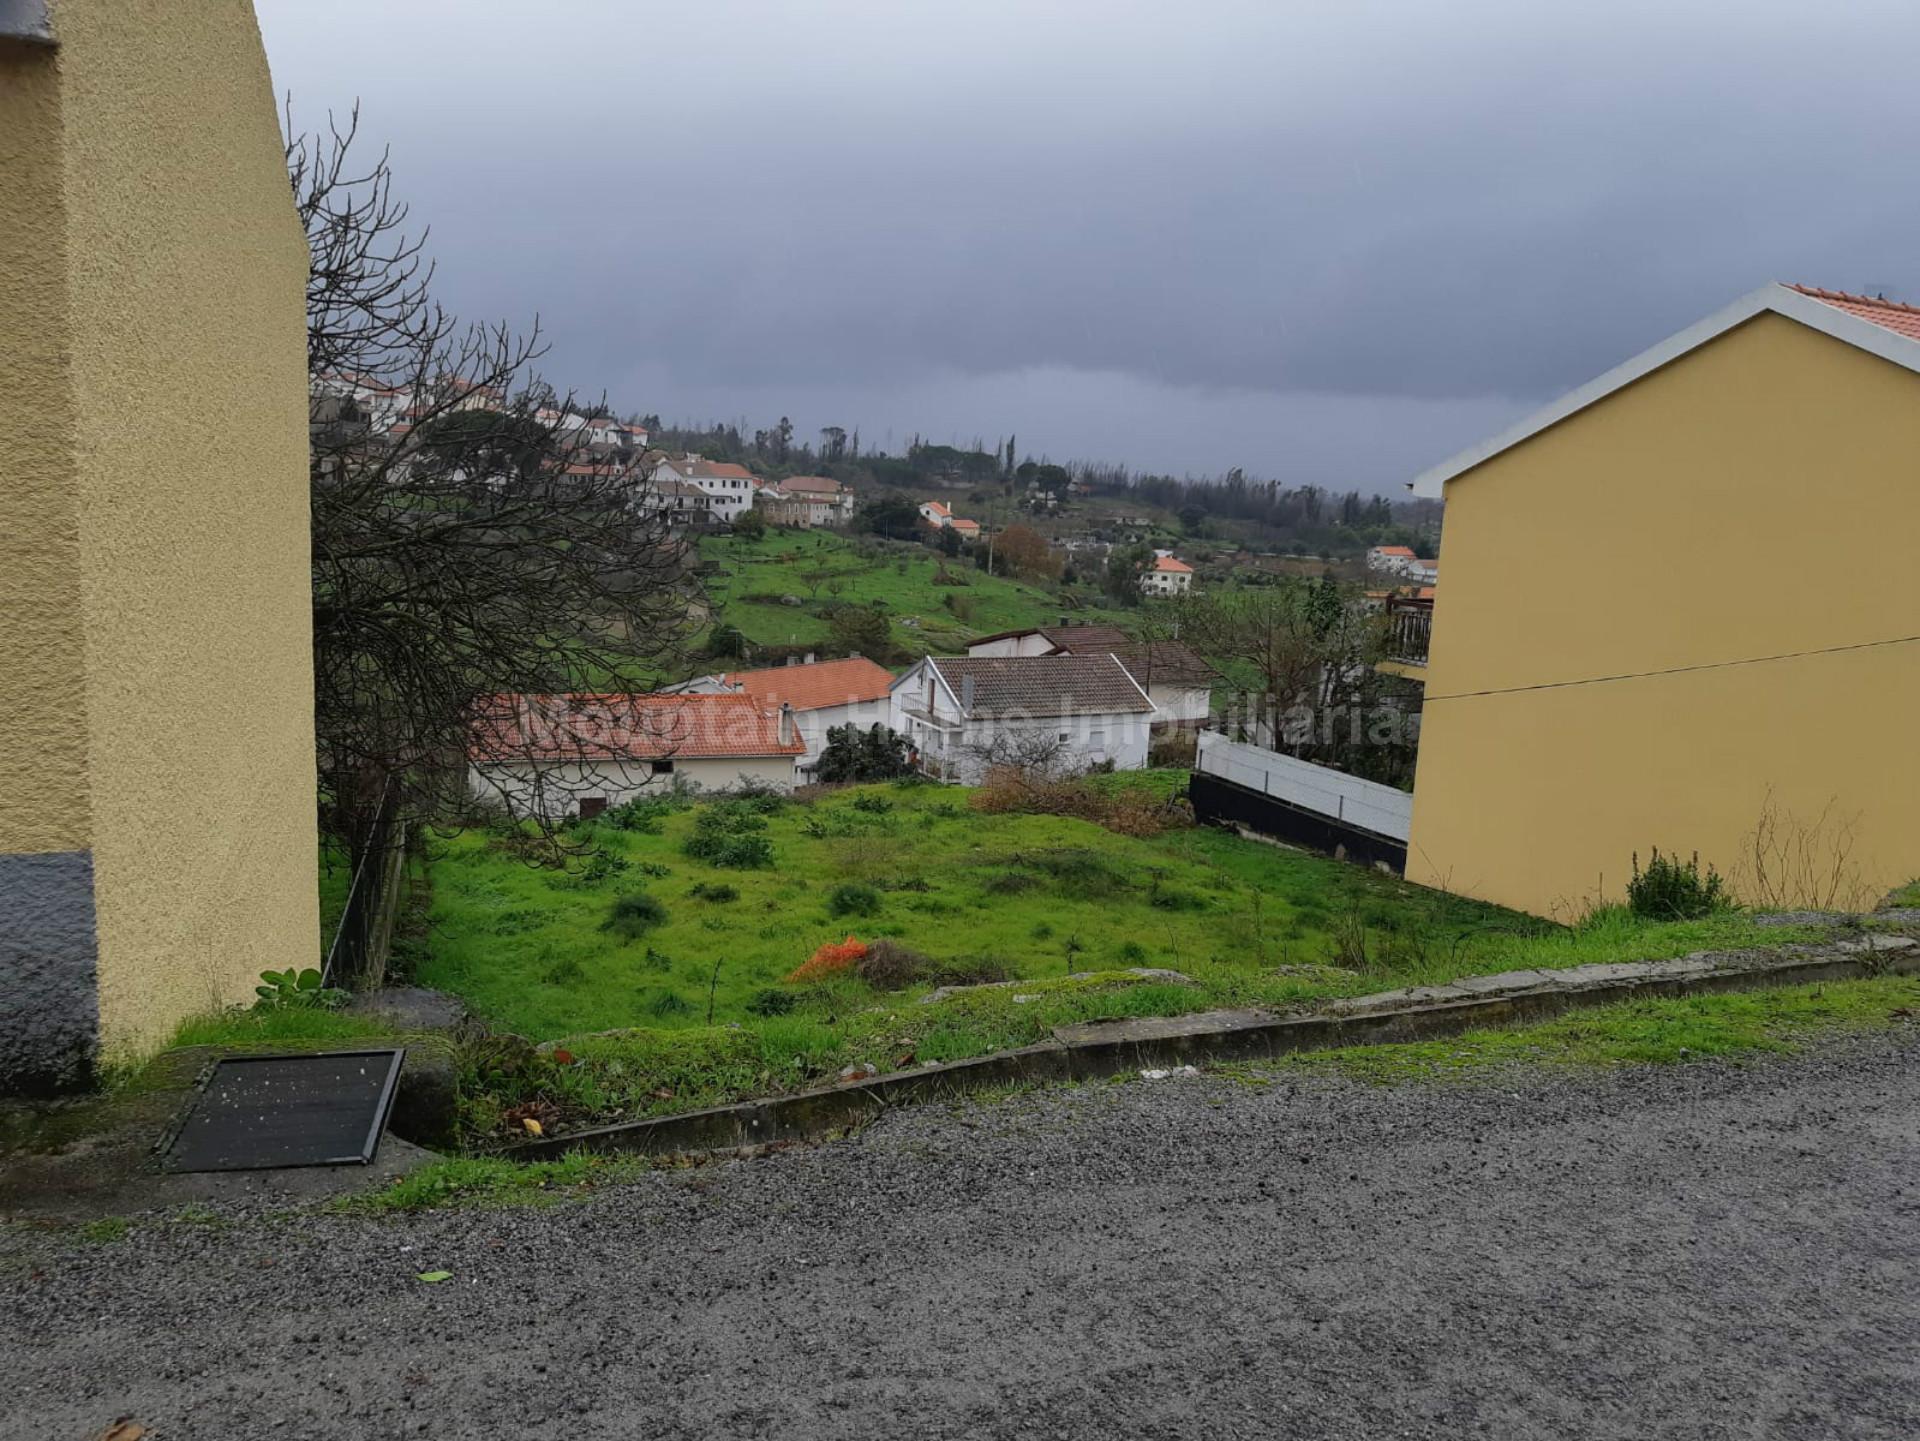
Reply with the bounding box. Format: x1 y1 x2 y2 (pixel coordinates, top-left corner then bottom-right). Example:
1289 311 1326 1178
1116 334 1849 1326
5 1036 1917 1440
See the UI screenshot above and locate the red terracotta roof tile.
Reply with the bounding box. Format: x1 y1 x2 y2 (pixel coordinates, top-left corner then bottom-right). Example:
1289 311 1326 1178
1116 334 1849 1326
1788 284 1920 342
722 657 895 711
470 693 802 763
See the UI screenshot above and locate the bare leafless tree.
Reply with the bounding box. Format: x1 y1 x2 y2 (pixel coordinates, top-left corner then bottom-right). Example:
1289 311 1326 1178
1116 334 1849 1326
293 107 698 858
1177 581 1418 785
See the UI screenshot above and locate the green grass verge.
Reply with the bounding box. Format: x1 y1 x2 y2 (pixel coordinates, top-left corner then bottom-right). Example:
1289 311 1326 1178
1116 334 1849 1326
698 529 1132 658
339 1151 654 1215
166 1007 406 1051
1256 974 1920 1084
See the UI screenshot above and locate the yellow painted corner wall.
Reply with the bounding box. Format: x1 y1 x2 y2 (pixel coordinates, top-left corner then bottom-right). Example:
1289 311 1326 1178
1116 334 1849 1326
51 0 318 1055
0 42 91 857
1407 313 1920 918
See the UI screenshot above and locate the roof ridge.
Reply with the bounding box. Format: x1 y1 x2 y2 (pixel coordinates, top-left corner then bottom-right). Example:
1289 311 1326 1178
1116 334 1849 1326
1788 283 1920 316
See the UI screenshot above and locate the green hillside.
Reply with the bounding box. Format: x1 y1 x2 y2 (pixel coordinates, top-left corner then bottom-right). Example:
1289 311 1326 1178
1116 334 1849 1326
699 530 1131 659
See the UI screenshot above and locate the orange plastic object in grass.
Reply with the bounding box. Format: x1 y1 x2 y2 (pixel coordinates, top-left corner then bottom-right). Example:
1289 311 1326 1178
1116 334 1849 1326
785 935 868 984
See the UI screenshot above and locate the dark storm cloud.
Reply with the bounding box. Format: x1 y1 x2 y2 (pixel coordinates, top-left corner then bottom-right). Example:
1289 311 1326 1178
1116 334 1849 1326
256 0 1920 485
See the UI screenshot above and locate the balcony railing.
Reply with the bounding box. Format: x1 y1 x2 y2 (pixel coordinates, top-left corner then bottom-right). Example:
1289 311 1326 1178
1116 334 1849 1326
1384 596 1432 666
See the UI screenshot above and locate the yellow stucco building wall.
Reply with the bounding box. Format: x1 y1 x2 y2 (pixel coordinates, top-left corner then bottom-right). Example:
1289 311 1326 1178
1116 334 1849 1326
1406 312 1920 919
1 0 316 1090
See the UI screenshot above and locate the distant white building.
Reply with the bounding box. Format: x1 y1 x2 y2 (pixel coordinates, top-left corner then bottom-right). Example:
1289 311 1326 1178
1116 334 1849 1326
889 653 1155 783
1139 552 1193 597
919 500 954 527
1407 557 1439 585
650 454 759 523
767 474 855 526
634 474 712 529
1366 545 1417 576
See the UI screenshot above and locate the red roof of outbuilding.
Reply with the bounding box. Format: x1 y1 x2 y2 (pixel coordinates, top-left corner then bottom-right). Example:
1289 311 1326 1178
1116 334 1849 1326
1788 285 1920 343
1151 554 1192 573
722 656 894 711
470 693 802 763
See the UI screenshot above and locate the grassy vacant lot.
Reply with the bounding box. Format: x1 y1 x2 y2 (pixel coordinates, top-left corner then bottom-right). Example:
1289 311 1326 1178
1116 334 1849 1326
699 529 1131 657
401 777 1826 1140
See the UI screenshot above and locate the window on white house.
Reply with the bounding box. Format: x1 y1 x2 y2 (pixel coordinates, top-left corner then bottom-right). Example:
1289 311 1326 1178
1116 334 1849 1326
651 759 674 775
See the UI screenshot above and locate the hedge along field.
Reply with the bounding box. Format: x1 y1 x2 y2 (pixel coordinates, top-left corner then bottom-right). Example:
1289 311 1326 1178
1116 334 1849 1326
698 529 1132 658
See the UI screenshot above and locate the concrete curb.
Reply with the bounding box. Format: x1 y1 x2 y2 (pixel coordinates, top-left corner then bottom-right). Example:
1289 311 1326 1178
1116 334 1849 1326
511 934 1920 1162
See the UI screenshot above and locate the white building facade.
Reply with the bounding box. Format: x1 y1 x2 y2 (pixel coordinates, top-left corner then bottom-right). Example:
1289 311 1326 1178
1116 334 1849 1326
889 653 1155 784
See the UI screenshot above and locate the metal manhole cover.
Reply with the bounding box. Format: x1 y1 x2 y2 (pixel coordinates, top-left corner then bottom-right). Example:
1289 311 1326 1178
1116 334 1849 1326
162 1049 406 1172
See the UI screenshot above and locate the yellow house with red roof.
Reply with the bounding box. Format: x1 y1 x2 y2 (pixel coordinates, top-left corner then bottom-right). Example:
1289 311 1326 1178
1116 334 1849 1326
1404 283 1920 918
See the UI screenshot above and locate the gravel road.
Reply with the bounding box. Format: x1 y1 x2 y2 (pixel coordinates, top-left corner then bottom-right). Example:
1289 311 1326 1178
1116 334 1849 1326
5 1036 1918 1440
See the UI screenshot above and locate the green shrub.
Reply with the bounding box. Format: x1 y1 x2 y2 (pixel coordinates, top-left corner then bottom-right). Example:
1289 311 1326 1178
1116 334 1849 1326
542 956 586 986
1116 941 1148 964
1148 886 1207 912
747 987 798 1017
605 794 683 833
984 870 1039 894
602 892 669 939
689 881 739 903
683 803 776 868
640 946 673 973
850 791 892 815
828 882 882 918
1628 849 1731 920
642 987 691 1017
253 967 348 1012
1026 848 1128 894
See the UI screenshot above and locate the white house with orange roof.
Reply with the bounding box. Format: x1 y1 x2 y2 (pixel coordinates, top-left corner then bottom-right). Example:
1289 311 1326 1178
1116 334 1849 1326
663 656 896 778
468 693 804 817
1367 544 1417 576
919 500 953 527
1140 551 1193 596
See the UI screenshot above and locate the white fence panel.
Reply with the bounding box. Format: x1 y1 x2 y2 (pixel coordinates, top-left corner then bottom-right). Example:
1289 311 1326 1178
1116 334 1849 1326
1194 731 1412 842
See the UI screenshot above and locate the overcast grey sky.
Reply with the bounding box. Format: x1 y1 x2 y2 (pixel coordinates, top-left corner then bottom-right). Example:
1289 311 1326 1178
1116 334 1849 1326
256 0 1920 491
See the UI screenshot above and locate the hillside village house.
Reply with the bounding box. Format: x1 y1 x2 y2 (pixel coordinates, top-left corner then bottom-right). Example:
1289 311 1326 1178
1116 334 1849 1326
470 693 804 819
949 517 982 541
1404 282 1920 917
1366 544 1417 575
650 453 758 523
665 656 894 778
635 475 712 529
1 0 316 1091
767 474 855 526
1140 552 1194 596
966 624 1216 730
919 500 954 526
890 654 1156 783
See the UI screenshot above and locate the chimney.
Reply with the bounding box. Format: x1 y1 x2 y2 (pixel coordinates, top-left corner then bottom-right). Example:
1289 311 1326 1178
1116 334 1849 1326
778 702 796 747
